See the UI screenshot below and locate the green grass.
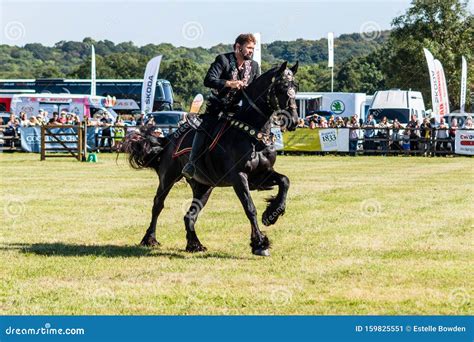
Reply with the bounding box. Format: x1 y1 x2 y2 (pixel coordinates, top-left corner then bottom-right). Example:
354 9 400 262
0 153 472 315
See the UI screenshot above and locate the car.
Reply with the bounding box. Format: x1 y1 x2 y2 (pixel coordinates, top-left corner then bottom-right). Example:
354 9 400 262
145 111 188 136
0 112 12 125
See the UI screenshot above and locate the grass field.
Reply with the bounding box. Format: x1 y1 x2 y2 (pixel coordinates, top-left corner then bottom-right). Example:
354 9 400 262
0 153 472 315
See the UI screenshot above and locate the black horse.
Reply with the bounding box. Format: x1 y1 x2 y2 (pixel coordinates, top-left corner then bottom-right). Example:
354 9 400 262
122 61 299 256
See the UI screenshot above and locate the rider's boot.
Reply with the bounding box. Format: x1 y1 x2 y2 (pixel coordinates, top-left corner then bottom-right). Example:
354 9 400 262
182 128 207 180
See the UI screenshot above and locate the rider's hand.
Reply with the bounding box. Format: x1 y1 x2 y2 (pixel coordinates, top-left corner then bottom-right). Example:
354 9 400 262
225 80 244 89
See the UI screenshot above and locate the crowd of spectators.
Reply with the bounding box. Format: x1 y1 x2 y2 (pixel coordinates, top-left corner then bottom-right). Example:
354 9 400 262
2 108 473 154
0 108 165 151
299 112 473 155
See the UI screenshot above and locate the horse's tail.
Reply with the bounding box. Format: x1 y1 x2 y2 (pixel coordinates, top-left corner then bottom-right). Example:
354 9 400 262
121 126 168 169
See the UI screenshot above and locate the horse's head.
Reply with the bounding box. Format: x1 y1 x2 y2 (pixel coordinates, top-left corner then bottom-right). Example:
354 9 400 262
268 61 299 131
242 61 300 131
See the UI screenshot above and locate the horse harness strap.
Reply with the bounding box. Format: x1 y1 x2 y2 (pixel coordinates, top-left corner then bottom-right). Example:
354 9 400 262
223 115 276 146
241 90 266 117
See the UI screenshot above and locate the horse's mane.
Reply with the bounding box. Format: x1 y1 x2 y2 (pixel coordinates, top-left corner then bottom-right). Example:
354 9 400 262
234 65 281 127
245 66 279 95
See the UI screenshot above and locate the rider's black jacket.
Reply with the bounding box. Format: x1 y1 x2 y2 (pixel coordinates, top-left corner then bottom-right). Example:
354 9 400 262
204 52 260 114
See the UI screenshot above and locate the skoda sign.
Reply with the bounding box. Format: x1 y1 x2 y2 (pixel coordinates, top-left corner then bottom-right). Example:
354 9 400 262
330 100 345 114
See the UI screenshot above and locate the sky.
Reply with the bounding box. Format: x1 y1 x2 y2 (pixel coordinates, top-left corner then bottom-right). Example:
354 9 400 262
0 0 414 47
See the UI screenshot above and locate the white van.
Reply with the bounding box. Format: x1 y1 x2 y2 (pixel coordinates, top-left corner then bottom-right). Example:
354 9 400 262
369 89 425 123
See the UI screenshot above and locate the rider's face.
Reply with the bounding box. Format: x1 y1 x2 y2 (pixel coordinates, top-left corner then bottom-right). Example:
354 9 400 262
237 42 255 60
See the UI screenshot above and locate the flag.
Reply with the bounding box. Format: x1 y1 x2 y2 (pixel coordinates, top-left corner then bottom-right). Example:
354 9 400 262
91 45 96 96
328 32 334 68
460 56 467 113
141 55 162 114
253 32 262 74
434 59 450 115
423 48 442 115
189 94 204 114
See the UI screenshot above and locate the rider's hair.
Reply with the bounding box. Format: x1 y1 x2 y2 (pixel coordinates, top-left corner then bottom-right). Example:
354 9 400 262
233 33 257 50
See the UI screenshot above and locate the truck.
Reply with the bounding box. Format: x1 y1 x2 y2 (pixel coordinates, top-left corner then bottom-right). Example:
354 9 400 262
369 89 426 124
296 92 367 121
0 78 174 112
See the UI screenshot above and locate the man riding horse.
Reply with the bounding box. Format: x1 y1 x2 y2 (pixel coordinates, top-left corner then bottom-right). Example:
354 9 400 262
122 39 299 255
181 33 261 180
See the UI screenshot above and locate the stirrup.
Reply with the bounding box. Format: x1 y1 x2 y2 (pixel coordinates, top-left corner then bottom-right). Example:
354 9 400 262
182 163 195 179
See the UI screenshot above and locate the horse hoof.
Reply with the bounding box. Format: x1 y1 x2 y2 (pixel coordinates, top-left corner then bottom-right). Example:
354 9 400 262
140 236 160 247
186 243 207 253
262 208 284 226
253 249 270 257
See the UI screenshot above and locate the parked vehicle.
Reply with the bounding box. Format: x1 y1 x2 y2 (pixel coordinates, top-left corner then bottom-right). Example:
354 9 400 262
297 92 367 121
145 111 188 135
9 93 118 120
369 89 425 124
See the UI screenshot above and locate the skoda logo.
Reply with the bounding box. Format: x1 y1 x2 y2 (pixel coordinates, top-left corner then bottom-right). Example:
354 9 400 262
330 100 345 114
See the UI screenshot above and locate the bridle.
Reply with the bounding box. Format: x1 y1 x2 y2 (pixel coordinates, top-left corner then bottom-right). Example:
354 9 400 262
241 70 298 119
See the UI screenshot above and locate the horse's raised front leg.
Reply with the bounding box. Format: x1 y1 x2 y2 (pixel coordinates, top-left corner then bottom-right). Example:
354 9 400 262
259 171 290 226
184 181 213 252
232 172 271 256
140 184 171 247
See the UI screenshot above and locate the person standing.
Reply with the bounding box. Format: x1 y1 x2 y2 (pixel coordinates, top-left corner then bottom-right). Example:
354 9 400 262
363 114 377 154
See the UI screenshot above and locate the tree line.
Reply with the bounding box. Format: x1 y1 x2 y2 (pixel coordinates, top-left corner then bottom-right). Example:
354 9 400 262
0 0 472 110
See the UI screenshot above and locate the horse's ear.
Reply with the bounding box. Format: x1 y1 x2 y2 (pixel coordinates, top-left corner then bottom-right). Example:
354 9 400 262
290 61 299 74
277 61 288 74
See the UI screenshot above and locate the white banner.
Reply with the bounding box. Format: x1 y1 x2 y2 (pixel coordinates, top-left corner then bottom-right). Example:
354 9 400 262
253 32 262 74
455 129 474 155
91 45 96 96
423 48 442 115
113 99 140 110
319 128 338 151
460 56 467 113
336 128 349 152
271 127 284 150
141 55 162 114
328 32 334 68
434 59 450 115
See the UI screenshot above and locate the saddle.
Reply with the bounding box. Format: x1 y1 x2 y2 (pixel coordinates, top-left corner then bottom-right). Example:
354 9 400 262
172 118 229 159
172 114 275 159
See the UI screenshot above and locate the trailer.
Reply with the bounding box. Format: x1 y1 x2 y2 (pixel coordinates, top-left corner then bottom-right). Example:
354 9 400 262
296 92 367 121
10 93 117 120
